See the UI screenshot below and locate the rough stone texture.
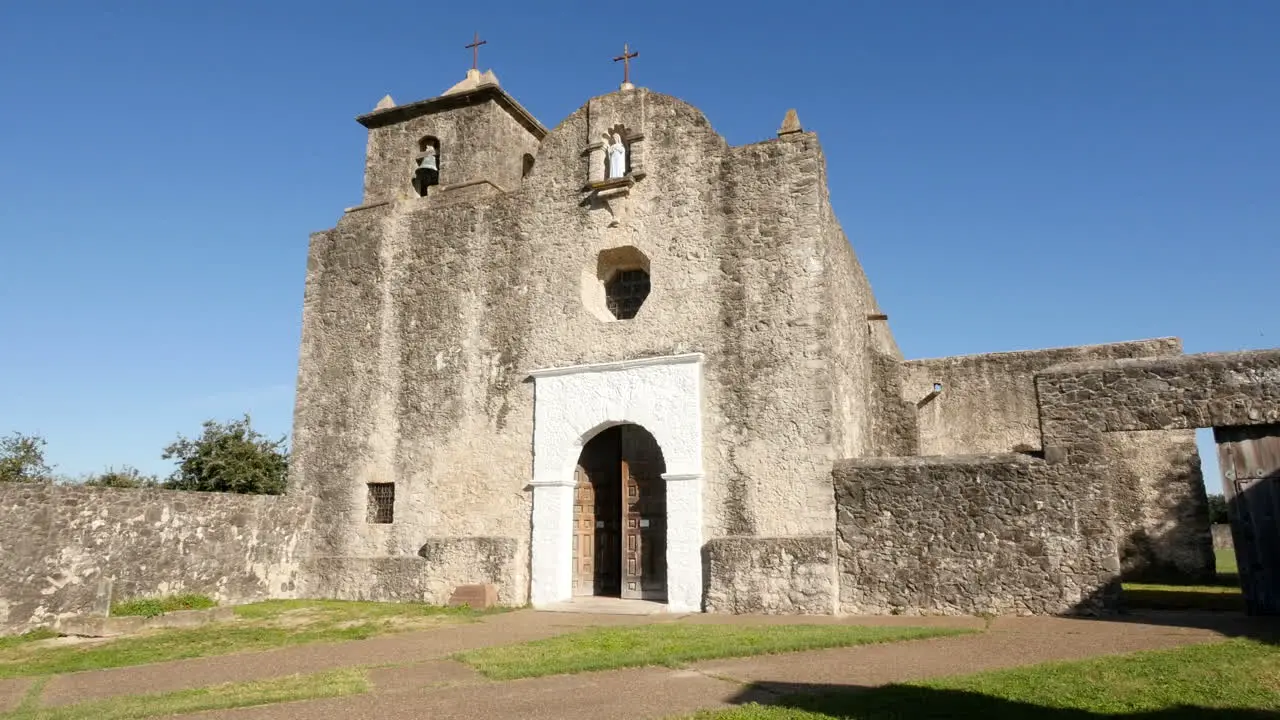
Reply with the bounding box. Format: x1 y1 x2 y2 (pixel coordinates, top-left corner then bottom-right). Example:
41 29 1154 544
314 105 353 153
57 607 236 637
904 339 1183 456
0 484 309 634
867 349 918 457
703 536 837 614
300 537 519 605
901 338 1211 581
834 454 1119 616
357 84 545 205
293 80 894 606
1037 350 1280 448
1103 430 1213 581
1030 349 1280 588
1212 524 1234 550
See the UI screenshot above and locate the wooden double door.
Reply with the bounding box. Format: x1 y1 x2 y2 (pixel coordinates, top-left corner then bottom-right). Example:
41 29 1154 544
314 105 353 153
572 425 667 600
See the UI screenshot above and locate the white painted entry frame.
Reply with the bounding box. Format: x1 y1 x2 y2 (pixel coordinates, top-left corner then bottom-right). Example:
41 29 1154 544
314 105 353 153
527 353 705 613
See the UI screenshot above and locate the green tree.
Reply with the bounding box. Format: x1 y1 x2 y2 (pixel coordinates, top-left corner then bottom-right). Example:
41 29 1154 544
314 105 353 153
0 432 53 483
1206 493 1229 524
161 415 289 494
84 465 161 489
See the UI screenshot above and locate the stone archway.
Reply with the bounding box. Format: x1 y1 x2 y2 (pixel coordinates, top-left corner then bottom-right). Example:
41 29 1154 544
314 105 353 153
527 353 704 612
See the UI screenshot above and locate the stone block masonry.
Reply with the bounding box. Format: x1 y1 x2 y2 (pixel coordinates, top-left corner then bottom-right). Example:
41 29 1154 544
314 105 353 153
300 537 520 605
703 536 837 614
1036 350 1280 451
0 484 310 634
834 454 1119 616
902 338 1212 583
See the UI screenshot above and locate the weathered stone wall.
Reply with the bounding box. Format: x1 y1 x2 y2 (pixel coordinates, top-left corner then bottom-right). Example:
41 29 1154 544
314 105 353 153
1033 350 1280 587
0 484 309 634
703 536 837 614
301 537 519 605
901 338 1211 581
293 86 889 606
834 454 1119 616
1103 430 1213 581
1212 524 1234 551
359 90 544 205
816 173 913 459
904 339 1183 456
1037 350 1280 447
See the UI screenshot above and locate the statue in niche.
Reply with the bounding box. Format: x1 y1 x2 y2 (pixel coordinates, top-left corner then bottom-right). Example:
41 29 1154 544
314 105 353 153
605 132 627 179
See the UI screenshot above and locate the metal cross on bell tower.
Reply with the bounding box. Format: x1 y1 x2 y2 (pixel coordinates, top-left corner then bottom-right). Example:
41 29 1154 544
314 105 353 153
613 43 639 90
465 32 487 71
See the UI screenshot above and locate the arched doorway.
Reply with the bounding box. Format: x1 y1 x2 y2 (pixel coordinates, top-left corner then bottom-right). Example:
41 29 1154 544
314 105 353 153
571 424 667 601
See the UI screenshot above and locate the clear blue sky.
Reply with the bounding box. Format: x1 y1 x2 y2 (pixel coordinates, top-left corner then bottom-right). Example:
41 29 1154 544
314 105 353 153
1 1 1276 492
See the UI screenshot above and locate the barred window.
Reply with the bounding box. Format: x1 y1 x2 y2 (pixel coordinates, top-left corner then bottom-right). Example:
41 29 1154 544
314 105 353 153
367 483 395 524
605 269 650 320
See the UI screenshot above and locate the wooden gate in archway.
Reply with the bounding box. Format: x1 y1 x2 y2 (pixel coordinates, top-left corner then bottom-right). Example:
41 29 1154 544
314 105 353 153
1216 423 1280 615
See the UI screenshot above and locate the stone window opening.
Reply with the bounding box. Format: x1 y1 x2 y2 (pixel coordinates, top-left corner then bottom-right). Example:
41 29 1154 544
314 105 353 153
606 269 650 320
582 246 651 321
522 153 535 180
413 136 440 196
367 482 395 524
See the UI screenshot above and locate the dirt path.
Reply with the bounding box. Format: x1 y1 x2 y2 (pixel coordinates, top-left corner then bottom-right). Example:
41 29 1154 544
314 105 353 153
30 610 1271 719
180 613 1244 720
38 609 653 707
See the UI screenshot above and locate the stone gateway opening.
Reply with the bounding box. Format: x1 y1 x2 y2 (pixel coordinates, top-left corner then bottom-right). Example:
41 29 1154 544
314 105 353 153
572 424 667 600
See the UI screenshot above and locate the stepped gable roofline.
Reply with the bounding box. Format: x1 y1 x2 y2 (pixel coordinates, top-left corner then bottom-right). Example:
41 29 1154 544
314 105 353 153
356 82 547 140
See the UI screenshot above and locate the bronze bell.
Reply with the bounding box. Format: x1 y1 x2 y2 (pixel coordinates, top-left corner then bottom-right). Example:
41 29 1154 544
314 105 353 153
414 150 439 193
416 150 438 174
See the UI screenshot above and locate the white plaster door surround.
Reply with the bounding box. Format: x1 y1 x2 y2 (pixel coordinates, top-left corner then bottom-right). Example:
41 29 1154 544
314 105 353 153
528 353 704 612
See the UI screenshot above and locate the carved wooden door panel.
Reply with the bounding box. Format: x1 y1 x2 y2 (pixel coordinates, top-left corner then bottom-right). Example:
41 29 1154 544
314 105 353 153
1215 423 1280 615
574 428 622 596
594 460 622 596
620 426 667 601
572 463 595 597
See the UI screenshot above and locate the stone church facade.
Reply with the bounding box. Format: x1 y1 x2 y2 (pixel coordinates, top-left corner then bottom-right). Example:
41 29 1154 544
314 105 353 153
14 67 1280 635
287 67 1221 615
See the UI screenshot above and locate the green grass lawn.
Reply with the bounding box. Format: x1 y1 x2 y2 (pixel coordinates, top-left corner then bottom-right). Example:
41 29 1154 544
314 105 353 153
0 600 481 679
455 623 974 680
5 668 369 720
110 593 218 618
1121 548 1245 611
682 638 1280 719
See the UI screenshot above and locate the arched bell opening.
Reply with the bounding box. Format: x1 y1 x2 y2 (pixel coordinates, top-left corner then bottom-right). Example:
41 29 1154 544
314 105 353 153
571 423 668 600
413 136 440 196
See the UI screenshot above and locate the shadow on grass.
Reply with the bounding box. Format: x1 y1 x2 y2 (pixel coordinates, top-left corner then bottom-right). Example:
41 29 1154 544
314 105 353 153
727 682 1278 719
1121 588 1244 613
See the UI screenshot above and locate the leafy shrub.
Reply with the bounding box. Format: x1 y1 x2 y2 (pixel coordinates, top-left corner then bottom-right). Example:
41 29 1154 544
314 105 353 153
1206 493 1228 524
162 415 289 494
83 465 161 489
0 432 52 483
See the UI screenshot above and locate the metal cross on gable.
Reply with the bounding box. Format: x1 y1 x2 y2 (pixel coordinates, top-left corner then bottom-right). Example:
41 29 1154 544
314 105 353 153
613 42 639 86
465 32 487 70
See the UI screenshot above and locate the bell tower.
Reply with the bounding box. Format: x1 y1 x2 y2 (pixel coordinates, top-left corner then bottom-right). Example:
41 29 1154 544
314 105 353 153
354 54 546 205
